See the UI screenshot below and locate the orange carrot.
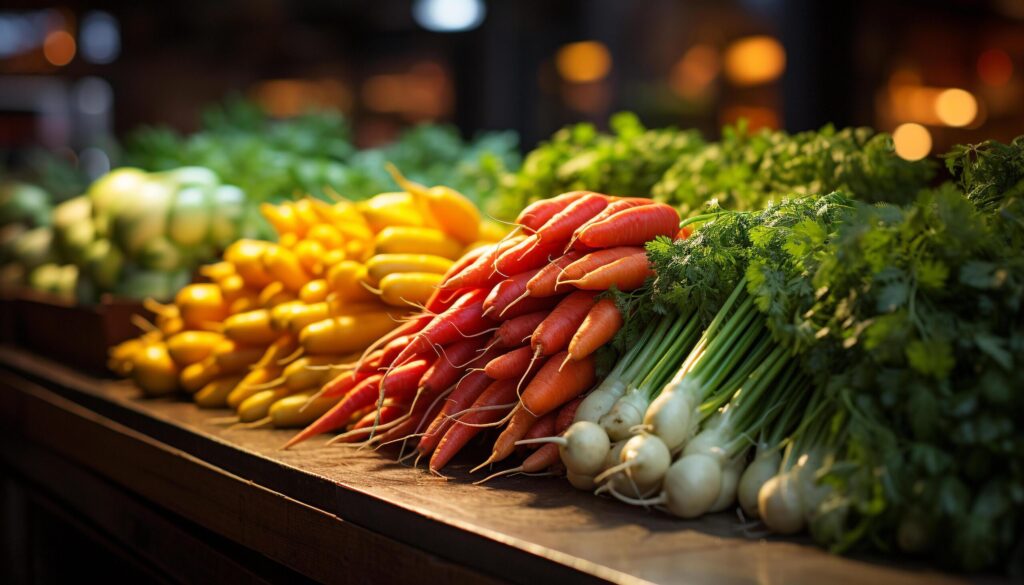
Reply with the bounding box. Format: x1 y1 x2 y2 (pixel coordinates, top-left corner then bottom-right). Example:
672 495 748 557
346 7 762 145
475 397 584 483
430 378 519 471
474 404 538 469
567 198 652 250
675 226 692 241
558 247 644 284
521 352 595 417
494 234 564 276
561 252 652 291
494 311 549 348
283 373 383 448
482 268 541 318
441 237 522 290
417 370 492 456
534 193 609 245
484 346 535 380
577 203 679 248
567 298 623 361
516 191 590 232
524 251 584 298
531 291 598 356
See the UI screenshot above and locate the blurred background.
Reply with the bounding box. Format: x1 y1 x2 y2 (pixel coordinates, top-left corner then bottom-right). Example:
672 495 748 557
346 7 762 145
1 0 1023 180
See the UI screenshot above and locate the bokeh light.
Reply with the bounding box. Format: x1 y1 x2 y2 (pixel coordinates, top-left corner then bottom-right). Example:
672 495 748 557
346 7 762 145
412 0 486 33
670 44 721 98
723 36 785 86
893 123 932 160
556 41 612 84
43 29 75 66
934 88 978 127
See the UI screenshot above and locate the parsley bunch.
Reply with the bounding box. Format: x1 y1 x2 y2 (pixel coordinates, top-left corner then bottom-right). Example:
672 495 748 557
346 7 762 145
652 123 935 217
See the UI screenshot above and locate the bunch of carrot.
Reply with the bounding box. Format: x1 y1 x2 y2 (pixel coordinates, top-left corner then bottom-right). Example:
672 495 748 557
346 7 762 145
284 191 681 477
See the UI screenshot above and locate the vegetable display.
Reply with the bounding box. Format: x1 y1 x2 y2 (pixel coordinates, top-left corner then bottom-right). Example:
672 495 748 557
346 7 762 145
99 118 1024 576
109 175 507 434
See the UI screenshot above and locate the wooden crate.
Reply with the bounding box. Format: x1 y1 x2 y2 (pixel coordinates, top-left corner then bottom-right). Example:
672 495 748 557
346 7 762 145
3 290 149 376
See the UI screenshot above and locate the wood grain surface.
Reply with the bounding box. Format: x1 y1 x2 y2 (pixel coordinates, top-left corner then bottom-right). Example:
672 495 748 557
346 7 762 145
0 346 989 585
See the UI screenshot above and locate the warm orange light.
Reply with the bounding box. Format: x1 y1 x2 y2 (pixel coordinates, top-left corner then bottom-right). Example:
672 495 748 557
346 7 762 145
978 49 1013 87
723 36 785 86
720 105 779 131
670 44 720 98
362 75 406 113
556 41 612 83
934 88 978 127
893 123 932 161
44 30 76 66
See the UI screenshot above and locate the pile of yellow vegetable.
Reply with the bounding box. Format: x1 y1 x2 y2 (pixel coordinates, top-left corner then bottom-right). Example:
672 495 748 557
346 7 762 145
109 174 503 430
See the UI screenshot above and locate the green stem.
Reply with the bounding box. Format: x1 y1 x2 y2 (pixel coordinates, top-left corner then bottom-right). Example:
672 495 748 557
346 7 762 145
638 313 702 398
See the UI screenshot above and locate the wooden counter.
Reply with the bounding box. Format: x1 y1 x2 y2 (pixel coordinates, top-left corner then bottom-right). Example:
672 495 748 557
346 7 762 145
0 346 986 585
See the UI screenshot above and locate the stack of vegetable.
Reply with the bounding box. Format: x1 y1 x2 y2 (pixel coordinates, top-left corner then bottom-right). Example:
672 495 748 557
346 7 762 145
110 175 505 432
282 191 683 478
0 181 66 295
124 99 520 208
492 115 932 220
511 137 1023 573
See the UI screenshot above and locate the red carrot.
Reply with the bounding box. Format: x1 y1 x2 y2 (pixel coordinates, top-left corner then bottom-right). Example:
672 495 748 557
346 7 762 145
493 311 549 348
516 191 590 232
493 234 564 276
418 335 488 395
555 396 584 433
560 252 652 291
441 237 524 290
373 392 447 448
523 410 557 444
521 352 595 417
577 202 679 248
392 289 493 367
482 268 541 318
423 246 488 310
283 373 383 449
333 403 408 443
567 298 623 361
495 294 563 320
318 369 372 400
417 370 492 456
379 359 431 404
430 378 519 471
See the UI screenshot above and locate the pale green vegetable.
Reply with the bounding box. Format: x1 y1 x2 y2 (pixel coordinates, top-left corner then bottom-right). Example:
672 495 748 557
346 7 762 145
12 226 56 270
207 184 245 247
161 166 219 189
88 167 149 236
114 266 184 301
0 182 51 227
137 236 183 272
83 239 124 290
113 176 174 256
167 185 211 246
